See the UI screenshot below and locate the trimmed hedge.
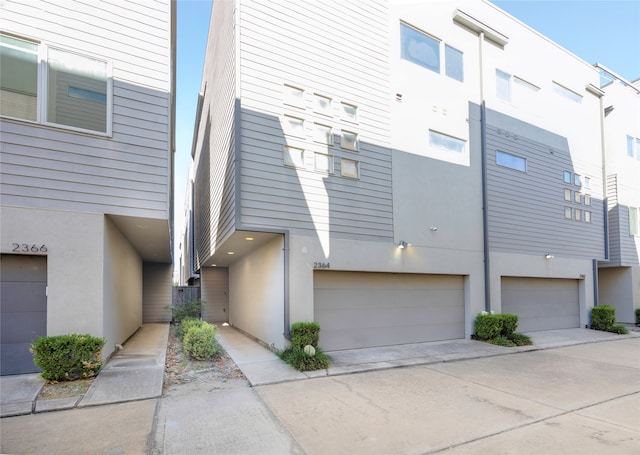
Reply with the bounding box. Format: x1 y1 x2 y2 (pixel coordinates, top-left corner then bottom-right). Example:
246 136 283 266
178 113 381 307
290 321 320 349
591 305 616 331
30 334 105 381
177 317 205 338
474 313 501 340
474 312 531 347
183 322 217 360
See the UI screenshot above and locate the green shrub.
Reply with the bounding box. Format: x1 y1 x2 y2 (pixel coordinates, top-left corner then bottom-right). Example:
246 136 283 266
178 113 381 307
509 332 533 346
497 313 519 337
30 334 105 381
177 317 204 339
168 299 203 322
591 305 616 331
183 322 217 360
488 336 516 347
609 324 629 335
279 346 331 371
635 308 640 325
290 321 320 349
474 313 501 340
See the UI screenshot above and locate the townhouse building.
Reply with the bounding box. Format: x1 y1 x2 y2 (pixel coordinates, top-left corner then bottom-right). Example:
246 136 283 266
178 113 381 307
597 65 640 323
0 0 175 374
188 0 612 351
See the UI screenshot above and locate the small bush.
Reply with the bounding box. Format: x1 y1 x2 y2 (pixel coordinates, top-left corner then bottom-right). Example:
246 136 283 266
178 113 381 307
279 346 331 371
609 324 629 335
183 322 217 360
488 336 516 347
591 305 616 331
290 322 320 349
167 299 203 322
635 308 640 326
509 332 533 346
497 313 519 337
30 334 105 381
474 314 501 340
177 317 204 339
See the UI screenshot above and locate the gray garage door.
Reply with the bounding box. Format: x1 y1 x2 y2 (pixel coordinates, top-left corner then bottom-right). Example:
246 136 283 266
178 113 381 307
1 255 47 375
501 277 579 332
314 271 465 351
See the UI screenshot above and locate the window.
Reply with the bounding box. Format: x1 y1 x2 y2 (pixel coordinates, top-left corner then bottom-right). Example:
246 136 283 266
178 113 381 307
574 174 582 186
575 208 582 221
0 34 110 134
341 158 359 178
584 194 591 206
314 153 334 173
400 22 440 73
574 192 582 204
564 207 572 219
584 176 591 188
627 135 640 159
630 207 639 236
584 211 591 223
564 189 572 202
637 138 640 161
429 130 465 154
496 70 511 101
284 84 304 108
496 150 526 172
284 146 305 168
341 102 358 122
564 171 572 184
553 81 582 103
341 130 358 151
314 93 332 115
445 45 463 82
513 76 540 92
313 123 332 145
284 115 305 137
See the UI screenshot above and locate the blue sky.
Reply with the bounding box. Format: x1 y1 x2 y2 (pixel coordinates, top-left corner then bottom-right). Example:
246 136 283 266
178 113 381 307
173 0 639 273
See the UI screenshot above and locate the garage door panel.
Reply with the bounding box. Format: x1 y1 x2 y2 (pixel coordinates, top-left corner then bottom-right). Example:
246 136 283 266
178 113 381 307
1 312 47 343
502 277 579 332
1 282 47 312
314 271 464 351
1 343 40 375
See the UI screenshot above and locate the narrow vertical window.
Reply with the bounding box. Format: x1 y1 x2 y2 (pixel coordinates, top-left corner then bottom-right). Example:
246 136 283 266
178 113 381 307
445 45 463 82
574 174 582 186
636 138 640 161
563 171 572 184
564 189 572 202
400 22 440 73
0 34 38 121
564 207 572 219
496 70 511 101
584 211 591 223
627 135 635 158
630 207 639 235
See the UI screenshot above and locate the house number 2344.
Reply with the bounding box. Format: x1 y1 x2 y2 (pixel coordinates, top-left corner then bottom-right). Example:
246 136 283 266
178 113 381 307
12 243 48 253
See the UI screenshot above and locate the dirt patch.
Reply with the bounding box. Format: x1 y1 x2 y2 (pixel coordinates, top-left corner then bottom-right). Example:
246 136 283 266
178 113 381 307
39 378 93 400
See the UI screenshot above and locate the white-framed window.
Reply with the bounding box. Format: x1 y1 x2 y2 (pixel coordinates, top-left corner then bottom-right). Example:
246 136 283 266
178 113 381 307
341 102 358 122
314 152 334 173
627 135 640 159
1 33 112 135
553 81 582 103
284 146 305 168
341 158 359 179
444 44 463 82
630 207 639 236
341 130 358 151
564 189 572 202
283 115 305 137
429 130 465 154
574 174 582 187
496 69 511 101
585 211 592 223
584 194 591 206
283 84 304 108
574 192 582 204
400 22 440 74
314 93 332 116
496 150 526 172
584 176 591 188
563 171 572 184
564 207 572 219
313 123 333 145
575 208 582 221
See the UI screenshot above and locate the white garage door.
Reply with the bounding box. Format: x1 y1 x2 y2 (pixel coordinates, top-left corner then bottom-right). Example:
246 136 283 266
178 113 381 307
314 271 465 351
502 277 579 332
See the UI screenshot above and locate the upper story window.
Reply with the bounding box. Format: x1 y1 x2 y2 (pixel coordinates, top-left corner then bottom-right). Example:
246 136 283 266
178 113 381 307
340 130 358 151
400 23 440 73
0 33 111 135
553 81 582 103
313 123 333 145
314 93 332 116
630 207 639 236
444 45 463 82
496 150 526 172
283 84 304 108
283 115 305 137
429 130 465 154
341 102 358 122
496 70 511 101
627 135 640 159
400 22 463 83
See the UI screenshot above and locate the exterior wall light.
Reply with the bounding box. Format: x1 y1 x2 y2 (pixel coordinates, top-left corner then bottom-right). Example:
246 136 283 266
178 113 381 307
398 240 409 249
545 253 554 259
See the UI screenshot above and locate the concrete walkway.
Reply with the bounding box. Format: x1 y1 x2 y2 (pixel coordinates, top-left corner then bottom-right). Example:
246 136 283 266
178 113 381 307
1 323 638 417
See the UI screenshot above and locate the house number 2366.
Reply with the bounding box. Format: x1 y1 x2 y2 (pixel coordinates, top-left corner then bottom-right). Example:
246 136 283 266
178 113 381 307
12 243 48 253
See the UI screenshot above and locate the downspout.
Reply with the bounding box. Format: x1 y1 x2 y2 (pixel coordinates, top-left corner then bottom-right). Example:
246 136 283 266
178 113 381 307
479 31 491 312
599 94 609 263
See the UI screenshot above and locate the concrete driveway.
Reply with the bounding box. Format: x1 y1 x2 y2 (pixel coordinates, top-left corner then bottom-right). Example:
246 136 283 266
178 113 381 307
257 337 640 454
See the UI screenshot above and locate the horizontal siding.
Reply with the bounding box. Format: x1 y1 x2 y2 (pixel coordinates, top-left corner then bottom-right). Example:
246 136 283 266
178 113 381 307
193 0 236 267
606 175 622 265
238 0 393 240
486 109 604 259
0 0 172 220
143 263 172 323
